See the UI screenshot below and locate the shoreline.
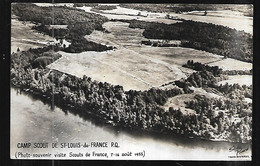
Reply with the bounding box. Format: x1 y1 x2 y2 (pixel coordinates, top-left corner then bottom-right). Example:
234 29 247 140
11 85 250 145
10 63 251 144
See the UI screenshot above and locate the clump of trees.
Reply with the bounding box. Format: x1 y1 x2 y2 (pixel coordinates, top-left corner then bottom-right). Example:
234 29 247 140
11 46 61 70
175 70 219 89
32 24 69 39
183 60 222 76
64 37 113 53
217 83 252 99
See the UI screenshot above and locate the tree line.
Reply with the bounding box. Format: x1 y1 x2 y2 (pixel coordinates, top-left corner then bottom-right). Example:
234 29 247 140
116 19 253 63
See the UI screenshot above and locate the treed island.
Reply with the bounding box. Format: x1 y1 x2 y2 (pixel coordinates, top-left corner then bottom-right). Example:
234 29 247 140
11 3 252 143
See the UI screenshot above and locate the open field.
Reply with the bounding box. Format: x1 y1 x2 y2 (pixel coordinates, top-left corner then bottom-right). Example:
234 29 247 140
49 20 252 91
129 46 221 66
49 21 237 91
207 58 252 71
48 49 186 91
101 6 158 16
11 18 56 53
217 75 252 86
163 94 196 115
186 10 245 17
87 21 223 65
87 21 252 71
85 22 145 48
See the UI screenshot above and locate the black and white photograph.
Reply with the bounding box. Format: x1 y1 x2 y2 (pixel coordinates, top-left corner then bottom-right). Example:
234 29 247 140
10 3 253 160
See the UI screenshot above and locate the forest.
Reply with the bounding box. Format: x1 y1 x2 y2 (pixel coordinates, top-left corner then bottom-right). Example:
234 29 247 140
117 19 253 63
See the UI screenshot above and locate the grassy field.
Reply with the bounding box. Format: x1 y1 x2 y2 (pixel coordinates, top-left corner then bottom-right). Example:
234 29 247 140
87 21 222 65
217 75 252 86
85 22 145 48
130 46 221 66
163 94 196 115
50 20 252 91
11 18 56 53
48 49 186 91
207 58 252 71
48 21 238 91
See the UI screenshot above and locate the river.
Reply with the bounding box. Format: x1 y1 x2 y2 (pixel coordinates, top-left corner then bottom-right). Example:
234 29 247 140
10 87 251 160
